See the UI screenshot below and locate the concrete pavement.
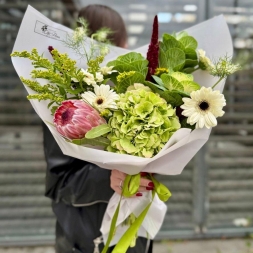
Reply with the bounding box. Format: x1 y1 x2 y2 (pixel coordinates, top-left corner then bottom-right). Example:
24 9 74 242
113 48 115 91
0 239 252 253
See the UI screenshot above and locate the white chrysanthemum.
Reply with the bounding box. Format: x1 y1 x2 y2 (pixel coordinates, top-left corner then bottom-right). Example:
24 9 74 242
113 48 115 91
198 49 214 70
100 66 117 75
71 69 96 85
95 72 104 83
81 84 119 111
80 69 96 86
180 87 226 129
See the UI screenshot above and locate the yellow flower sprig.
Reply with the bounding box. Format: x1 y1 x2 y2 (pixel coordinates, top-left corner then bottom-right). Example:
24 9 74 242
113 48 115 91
11 49 53 69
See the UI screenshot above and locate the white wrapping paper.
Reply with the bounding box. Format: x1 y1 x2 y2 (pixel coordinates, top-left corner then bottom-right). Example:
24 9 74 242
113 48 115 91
11 5 233 246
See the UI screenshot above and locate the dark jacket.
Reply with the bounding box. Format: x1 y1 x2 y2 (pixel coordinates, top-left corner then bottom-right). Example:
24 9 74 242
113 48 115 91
43 123 153 253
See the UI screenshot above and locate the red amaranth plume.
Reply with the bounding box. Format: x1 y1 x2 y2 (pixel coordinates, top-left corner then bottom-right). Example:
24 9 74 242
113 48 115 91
146 15 159 81
48 46 54 56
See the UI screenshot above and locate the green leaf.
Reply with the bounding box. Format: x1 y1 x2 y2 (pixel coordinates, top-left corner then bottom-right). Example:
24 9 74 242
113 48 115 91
144 81 166 92
112 191 155 253
180 117 195 130
122 174 140 198
161 74 184 91
183 67 197 74
65 87 83 95
47 101 55 109
179 36 198 50
159 48 185 71
159 90 183 107
59 86 66 97
184 59 199 68
72 136 110 147
102 196 122 253
181 80 201 93
85 124 111 139
161 34 185 50
185 48 198 60
175 31 189 40
170 72 193 82
151 75 165 87
50 106 58 115
174 90 191 98
150 174 171 202
107 52 148 77
116 71 145 93
118 52 146 63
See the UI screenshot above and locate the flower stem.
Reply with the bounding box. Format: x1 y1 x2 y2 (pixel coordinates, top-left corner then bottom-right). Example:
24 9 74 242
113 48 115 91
212 76 224 89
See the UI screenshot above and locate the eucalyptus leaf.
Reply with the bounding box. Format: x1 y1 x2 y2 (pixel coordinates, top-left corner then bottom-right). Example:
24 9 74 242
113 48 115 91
72 136 110 147
85 124 111 139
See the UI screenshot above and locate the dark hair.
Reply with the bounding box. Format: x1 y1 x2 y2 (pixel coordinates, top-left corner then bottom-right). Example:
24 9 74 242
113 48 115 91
78 4 127 48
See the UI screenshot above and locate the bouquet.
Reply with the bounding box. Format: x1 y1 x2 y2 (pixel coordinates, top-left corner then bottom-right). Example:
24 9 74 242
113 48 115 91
11 6 240 253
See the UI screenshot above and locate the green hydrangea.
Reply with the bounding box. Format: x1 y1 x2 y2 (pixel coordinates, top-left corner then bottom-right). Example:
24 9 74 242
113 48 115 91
107 85 181 158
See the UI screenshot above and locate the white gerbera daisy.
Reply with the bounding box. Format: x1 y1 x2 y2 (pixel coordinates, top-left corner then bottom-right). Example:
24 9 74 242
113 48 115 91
81 84 119 111
100 66 117 75
180 87 226 129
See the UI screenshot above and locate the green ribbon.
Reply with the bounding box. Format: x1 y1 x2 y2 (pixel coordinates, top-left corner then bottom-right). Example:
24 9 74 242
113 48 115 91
102 173 171 253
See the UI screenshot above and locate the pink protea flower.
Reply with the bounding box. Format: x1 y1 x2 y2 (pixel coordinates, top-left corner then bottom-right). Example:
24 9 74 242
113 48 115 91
53 100 106 139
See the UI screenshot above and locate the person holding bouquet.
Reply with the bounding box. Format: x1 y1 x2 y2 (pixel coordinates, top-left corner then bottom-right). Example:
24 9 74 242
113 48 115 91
43 4 154 253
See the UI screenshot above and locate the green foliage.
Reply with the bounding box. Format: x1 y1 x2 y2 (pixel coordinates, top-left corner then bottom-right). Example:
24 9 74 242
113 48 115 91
64 17 111 62
85 124 111 139
144 71 199 107
107 52 148 92
159 31 199 73
11 48 87 109
71 136 110 147
116 71 145 93
107 52 149 76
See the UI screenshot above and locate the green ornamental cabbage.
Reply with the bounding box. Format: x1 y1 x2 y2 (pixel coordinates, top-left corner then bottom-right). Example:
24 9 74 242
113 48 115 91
107 84 181 158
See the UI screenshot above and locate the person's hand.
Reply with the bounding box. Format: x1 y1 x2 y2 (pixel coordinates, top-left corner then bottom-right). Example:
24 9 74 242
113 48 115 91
110 170 154 197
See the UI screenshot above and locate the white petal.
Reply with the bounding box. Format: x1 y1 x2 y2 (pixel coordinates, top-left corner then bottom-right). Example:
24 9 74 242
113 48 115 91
204 112 217 128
